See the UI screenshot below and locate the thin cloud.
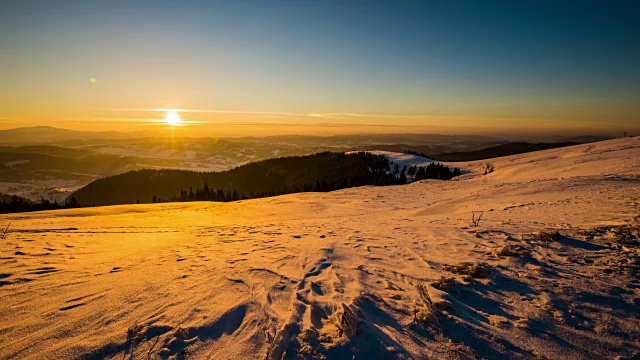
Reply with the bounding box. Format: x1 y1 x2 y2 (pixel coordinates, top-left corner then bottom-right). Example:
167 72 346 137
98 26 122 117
99 107 560 124
102 108 301 117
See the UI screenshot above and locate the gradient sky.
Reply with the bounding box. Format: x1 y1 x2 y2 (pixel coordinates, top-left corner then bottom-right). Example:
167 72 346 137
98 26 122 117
1 0 639 136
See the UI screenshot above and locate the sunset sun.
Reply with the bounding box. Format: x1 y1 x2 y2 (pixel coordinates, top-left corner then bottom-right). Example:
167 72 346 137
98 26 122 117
164 111 181 126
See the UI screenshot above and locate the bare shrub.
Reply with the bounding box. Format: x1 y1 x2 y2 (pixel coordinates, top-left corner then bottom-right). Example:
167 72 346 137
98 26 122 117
0 223 9 240
471 212 483 227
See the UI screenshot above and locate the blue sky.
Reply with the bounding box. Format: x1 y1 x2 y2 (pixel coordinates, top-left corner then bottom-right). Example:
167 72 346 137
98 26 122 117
1 0 638 134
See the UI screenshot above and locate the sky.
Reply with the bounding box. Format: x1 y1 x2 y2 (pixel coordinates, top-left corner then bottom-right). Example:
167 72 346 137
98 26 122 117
1 0 639 136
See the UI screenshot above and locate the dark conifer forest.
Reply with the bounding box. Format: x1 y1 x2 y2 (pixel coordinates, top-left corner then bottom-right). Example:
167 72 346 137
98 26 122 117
0 194 80 214
70 152 461 207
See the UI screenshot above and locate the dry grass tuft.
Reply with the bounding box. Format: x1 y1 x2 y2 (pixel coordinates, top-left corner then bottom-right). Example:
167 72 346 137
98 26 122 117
412 284 441 327
489 315 510 328
444 262 489 279
432 276 457 291
584 220 639 245
514 318 530 329
122 321 145 360
335 303 359 337
483 163 495 175
536 230 561 243
492 244 529 257
610 224 639 245
0 223 10 240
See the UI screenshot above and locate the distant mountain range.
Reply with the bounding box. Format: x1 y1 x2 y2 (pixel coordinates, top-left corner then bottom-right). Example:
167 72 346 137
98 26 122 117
0 125 613 145
0 126 148 145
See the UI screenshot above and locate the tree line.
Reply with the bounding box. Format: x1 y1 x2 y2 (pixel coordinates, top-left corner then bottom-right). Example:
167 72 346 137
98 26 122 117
391 162 462 182
152 157 462 204
0 195 80 214
1 152 462 211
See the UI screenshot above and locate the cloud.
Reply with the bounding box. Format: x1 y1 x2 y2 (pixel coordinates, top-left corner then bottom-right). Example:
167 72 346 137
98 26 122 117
101 108 486 120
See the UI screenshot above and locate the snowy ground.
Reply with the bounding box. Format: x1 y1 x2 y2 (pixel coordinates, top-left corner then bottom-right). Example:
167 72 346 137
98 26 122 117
357 150 436 169
0 137 639 359
0 179 86 203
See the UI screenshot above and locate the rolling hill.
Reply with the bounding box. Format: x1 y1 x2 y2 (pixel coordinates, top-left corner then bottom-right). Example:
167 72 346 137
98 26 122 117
0 137 638 359
70 152 460 206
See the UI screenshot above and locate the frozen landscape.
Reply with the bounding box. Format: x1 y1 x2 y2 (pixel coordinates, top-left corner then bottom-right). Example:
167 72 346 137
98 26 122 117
0 137 638 359
0 128 512 203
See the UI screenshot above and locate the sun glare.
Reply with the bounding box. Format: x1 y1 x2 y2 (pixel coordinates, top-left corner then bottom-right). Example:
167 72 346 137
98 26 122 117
165 111 182 126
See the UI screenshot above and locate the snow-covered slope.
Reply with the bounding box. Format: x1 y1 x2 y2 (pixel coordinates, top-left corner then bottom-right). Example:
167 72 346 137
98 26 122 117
364 150 436 168
349 150 460 182
1 137 639 359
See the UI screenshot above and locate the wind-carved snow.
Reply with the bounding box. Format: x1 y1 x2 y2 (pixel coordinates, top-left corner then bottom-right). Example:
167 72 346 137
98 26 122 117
0 137 639 360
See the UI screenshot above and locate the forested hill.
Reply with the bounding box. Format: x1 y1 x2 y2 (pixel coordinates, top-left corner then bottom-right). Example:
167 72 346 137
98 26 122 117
0 193 79 214
70 152 460 207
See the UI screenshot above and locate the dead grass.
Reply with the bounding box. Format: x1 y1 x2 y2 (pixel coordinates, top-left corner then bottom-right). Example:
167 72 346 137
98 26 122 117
492 244 529 257
443 262 488 279
412 284 441 327
610 224 639 245
122 322 144 360
471 212 483 227
0 223 9 240
432 276 457 291
483 163 495 175
514 318 530 329
335 304 359 337
584 221 639 245
535 230 560 243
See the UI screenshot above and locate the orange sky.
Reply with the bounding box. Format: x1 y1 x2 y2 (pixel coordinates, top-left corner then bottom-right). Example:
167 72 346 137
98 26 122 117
2 1 639 137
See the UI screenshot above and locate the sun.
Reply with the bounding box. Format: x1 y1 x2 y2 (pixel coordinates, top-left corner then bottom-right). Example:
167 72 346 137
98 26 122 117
164 111 182 126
